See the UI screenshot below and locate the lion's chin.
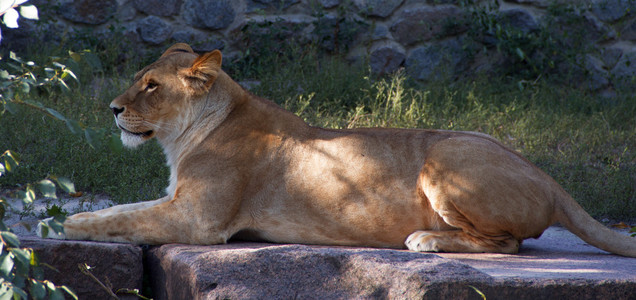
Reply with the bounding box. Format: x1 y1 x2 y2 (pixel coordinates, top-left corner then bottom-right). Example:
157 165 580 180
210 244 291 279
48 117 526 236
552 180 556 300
120 130 151 148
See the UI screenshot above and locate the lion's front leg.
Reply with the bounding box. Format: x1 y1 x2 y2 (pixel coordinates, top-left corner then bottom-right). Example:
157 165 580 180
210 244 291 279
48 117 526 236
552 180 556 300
39 198 228 245
67 196 171 220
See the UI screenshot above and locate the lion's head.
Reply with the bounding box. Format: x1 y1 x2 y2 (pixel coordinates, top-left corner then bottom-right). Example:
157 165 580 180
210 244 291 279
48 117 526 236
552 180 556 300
109 43 224 148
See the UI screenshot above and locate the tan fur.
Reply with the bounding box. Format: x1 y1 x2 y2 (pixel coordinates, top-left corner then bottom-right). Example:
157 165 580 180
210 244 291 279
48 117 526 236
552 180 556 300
41 44 636 256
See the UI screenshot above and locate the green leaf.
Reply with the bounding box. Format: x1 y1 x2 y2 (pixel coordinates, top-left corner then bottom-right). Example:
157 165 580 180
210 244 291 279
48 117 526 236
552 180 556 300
17 186 35 205
51 62 66 70
29 280 46 299
51 176 75 194
62 69 78 82
63 59 80 81
29 250 38 267
56 78 70 93
25 185 36 204
0 70 9 79
3 88 14 103
68 51 82 62
11 287 26 300
0 284 11 300
44 67 55 78
2 151 19 173
47 216 65 235
0 253 14 278
38 224 48 241
18 81 29 94
65 119 83 136
37 180 57 199
108 133 123 153
49 287 65 300
40 212 66 237
5 151 19 163
59 286 78 300
10 249 29 276
44 108 66 121
23 100 43 109
19 5 39 20
3 101 18 114
1 232 20 248
10 249 29 267
84 127 102 149
1 160 10 173
3 9 19 29
515 47 526 60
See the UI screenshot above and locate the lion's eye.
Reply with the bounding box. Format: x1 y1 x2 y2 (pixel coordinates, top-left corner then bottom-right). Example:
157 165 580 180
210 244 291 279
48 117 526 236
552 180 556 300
145 82 158 92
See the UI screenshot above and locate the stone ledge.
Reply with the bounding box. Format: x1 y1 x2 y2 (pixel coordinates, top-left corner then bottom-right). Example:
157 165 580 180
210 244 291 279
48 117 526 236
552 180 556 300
145 243 491 299
20 237 143 300
17 226 636 300
145 239 636 300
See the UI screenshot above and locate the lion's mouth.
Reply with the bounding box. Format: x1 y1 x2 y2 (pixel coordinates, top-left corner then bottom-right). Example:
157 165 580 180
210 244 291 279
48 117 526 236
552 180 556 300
119 125 153 138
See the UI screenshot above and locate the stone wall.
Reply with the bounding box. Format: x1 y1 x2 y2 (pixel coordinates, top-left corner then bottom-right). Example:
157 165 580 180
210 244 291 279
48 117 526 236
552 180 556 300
15 0 636 91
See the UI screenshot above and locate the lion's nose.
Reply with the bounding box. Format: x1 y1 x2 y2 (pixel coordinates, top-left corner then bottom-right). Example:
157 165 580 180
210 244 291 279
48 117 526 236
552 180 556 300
111 106 125 117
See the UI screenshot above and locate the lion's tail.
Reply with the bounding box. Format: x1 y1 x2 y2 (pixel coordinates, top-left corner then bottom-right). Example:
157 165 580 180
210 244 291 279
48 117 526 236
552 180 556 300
555 190 636 257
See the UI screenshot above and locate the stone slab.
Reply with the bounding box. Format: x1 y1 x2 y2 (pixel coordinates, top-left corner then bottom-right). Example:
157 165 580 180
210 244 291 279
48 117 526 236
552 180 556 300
146 226 636 300
145 243 491 299
20 237 144 300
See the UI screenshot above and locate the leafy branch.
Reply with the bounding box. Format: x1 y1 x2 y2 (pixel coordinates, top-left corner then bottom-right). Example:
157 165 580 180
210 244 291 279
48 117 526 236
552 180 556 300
0 50 122 151
0 0 39 41
0 2 119 299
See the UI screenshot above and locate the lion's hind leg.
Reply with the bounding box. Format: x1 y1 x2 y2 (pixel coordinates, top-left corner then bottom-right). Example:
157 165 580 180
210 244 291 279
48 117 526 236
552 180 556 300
405 230 520 254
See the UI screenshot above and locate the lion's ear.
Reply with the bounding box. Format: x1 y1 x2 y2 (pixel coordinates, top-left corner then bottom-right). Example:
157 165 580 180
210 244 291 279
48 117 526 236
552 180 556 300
178 50 223 95
161 43 194 58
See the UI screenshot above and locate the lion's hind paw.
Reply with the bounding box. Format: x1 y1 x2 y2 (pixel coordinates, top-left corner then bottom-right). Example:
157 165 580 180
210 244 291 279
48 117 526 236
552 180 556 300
405 231 441 252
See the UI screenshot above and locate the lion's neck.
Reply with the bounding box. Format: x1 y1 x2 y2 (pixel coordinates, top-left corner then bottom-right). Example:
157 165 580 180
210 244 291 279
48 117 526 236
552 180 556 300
160 72 243 198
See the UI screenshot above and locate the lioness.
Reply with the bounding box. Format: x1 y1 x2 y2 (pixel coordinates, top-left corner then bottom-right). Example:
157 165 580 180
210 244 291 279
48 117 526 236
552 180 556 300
40 43 636 257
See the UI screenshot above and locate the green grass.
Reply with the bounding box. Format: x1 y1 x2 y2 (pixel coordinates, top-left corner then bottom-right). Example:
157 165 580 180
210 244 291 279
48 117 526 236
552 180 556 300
1 42 634 220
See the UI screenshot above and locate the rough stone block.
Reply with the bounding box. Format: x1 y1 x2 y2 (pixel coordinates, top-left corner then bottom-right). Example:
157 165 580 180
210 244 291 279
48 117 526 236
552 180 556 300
59 0 118 25
355 0 404 18
591 0 636 22
133 0 182 17
145 227 636 300
369 41 405 74
405 38 467 81
390 5 466 46
145 243 489 299
183 0 236 30
137 16 173 45
20 237 143 300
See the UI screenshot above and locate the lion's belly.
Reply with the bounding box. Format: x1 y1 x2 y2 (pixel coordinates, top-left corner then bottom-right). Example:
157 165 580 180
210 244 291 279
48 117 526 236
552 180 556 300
245 138 445 248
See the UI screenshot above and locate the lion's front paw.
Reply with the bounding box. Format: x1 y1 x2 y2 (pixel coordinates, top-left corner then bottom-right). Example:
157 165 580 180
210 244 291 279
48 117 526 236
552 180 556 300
37 217 66 240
